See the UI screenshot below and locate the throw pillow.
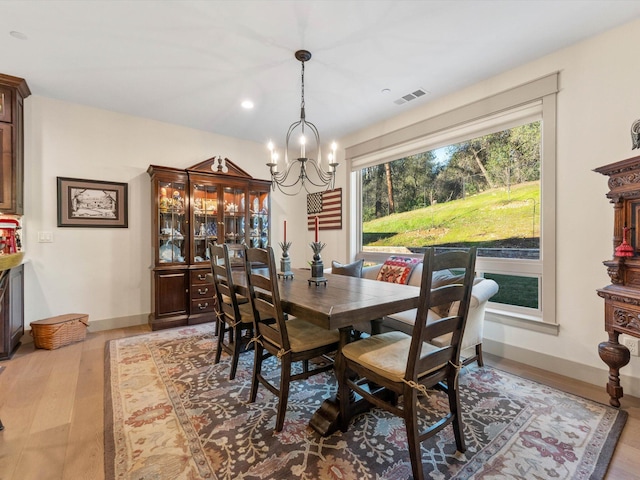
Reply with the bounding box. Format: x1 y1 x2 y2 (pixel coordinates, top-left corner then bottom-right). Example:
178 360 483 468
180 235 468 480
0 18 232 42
432 269 465 288
430 270 476 317
376 256 421 284
331 259 364 278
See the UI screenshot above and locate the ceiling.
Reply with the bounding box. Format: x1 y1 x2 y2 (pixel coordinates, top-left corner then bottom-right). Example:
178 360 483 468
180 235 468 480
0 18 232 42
3 1 640 149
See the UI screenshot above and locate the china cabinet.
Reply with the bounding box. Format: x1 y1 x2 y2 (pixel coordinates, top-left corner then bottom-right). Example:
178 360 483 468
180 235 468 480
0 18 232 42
0 73 30 214
147 157 271 330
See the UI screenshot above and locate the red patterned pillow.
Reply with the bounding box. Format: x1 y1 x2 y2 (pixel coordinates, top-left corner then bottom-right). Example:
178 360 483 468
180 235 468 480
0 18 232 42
376 256 421 284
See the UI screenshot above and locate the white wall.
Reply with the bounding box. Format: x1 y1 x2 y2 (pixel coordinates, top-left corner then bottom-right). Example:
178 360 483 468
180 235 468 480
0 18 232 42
338 18 640 396
22 97 312 328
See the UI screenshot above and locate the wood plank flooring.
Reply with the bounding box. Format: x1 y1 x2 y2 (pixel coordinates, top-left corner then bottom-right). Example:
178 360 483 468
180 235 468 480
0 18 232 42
0 325 638 479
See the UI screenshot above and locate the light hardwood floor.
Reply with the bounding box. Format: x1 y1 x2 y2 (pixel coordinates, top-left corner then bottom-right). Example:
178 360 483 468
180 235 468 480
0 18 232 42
0 325 638 480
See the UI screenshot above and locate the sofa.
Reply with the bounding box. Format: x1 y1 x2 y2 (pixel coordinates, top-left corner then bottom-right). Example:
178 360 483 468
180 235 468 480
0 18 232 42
351 260 499 366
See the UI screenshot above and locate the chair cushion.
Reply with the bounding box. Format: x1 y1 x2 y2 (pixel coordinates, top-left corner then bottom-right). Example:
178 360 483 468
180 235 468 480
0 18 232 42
341 331 445 383
238 302 255 324
221 293 249 305
285 318 340 352
331 259 364 278
376 256 422 285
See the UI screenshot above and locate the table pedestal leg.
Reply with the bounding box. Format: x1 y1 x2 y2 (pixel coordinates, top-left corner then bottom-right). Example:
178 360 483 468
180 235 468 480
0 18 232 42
310 327 356 436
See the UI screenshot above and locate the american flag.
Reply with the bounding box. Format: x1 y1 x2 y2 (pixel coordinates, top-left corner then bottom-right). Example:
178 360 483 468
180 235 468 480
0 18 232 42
307 188 342 230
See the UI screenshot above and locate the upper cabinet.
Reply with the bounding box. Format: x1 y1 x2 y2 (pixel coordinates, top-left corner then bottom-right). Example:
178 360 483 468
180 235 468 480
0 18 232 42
186 156 271 267
147 157 271 330
0 73 30 215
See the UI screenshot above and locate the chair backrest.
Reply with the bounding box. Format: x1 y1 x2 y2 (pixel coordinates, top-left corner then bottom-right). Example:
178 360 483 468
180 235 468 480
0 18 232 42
244 246 290 351
407 247 477 381
209 242 243 324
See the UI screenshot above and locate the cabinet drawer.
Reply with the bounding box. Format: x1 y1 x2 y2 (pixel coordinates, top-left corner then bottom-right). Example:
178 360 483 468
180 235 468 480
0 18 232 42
191 269 212 285
191 298 215 314
610 305 640 336
191 283 213 299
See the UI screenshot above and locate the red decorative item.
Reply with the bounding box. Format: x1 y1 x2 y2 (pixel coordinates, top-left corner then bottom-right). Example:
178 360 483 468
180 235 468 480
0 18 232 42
0 218 19 254
615 226 635 258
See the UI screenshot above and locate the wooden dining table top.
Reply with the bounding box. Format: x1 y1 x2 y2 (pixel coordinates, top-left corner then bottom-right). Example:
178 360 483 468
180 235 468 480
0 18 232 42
233 268 420 331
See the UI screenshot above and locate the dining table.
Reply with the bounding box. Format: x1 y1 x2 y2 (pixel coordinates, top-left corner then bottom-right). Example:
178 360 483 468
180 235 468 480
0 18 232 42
233 267 421 436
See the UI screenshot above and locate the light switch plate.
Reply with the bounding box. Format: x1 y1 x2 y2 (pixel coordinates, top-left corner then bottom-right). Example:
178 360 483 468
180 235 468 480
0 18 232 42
37 231 53 243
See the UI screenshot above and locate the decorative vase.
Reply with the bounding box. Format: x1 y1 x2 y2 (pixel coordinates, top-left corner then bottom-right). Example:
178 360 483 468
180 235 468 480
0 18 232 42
309 241 327 285
278 241 294 279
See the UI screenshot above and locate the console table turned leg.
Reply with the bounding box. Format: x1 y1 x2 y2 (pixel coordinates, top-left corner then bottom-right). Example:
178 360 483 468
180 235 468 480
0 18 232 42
598 335 631 408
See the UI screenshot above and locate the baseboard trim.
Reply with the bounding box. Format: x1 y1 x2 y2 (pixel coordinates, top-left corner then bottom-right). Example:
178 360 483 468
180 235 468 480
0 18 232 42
483 338 640 398
87 314 148 332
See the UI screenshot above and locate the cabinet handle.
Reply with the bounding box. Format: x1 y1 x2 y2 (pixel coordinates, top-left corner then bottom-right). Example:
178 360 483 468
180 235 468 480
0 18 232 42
198 287 209 295
198 302 209 310
198 274 206 281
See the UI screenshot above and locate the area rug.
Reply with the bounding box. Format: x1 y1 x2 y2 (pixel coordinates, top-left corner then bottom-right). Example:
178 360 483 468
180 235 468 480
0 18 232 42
104 324 626 480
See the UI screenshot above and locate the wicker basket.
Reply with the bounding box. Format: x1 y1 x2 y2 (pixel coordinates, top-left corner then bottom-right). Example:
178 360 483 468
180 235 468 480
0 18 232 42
30 313 89 350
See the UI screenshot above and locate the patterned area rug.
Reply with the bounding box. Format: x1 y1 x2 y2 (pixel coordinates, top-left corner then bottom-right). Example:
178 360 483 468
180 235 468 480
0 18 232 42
104 324 626 479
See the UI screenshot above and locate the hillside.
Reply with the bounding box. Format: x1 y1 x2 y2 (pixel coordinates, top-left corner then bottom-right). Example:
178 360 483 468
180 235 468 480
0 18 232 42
363 181 540 248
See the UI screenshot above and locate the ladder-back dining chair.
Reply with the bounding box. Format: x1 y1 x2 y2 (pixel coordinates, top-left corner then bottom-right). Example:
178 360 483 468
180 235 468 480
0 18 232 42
244 246 340 432
209 242 254 380
336 247 477 480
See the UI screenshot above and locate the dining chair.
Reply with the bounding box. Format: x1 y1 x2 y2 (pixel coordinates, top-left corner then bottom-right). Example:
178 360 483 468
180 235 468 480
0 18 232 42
336 247 477 480
209 242 254 380
244 246 340 432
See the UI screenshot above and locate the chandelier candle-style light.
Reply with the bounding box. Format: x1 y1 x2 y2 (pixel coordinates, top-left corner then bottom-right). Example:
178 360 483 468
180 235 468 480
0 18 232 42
267 50 339 196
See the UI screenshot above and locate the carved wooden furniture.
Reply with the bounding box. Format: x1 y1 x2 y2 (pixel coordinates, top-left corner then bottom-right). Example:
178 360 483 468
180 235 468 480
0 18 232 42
147 157 270 330
595 155 640 407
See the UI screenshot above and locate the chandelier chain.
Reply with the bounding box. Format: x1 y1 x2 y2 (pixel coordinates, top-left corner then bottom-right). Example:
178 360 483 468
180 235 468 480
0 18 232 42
266 50 339 196
300 60 305 111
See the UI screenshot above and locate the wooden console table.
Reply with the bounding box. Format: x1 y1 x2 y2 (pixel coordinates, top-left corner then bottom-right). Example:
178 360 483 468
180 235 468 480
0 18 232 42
595 155 640 407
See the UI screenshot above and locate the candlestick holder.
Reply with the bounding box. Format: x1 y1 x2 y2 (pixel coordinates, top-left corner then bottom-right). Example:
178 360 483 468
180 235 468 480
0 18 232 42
308 241 327 286
278 241 294 279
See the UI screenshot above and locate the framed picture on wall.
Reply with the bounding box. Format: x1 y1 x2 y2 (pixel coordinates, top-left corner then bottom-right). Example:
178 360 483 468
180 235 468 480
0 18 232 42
57 177 128 228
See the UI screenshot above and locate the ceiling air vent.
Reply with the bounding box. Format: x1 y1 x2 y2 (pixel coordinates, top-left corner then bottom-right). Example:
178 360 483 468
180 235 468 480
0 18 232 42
394 88 429 105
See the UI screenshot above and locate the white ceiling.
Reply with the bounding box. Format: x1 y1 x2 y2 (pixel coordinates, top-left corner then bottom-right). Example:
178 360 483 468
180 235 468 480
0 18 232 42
3 0 640 147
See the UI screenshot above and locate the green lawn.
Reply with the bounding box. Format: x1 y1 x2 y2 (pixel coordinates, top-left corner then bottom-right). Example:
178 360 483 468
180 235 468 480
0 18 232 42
363 181 540 248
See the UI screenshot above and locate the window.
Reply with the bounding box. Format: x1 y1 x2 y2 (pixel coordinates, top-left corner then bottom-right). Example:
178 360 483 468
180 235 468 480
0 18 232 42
346 74 558 328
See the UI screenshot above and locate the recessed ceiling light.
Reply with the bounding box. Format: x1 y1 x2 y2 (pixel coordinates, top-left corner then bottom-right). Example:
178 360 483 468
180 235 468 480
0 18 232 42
241 100 254 110
9 31 28 40
381 88 391 94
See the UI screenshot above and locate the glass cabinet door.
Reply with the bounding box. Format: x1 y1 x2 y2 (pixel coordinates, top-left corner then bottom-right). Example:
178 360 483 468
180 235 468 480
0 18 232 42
249 190 270 248
222 186 247 265
158 181 187 264
191 183 218 264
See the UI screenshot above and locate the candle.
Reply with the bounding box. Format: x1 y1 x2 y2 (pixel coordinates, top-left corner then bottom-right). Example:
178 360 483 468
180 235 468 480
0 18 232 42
300 135 306 158
284 220 287 243
315 216 319 242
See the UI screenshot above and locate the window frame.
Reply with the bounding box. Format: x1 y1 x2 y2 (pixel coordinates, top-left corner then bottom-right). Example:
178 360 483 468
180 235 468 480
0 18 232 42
346 74 558 329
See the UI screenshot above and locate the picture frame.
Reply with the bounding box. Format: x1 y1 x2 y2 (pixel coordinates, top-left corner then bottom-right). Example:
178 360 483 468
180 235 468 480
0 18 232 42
57 177 128 228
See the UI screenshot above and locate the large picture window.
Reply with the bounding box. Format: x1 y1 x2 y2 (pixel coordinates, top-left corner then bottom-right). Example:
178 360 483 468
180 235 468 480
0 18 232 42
347 74 557 329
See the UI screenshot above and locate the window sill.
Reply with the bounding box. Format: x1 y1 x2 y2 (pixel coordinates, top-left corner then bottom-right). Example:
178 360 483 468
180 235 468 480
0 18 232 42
485 307 559 335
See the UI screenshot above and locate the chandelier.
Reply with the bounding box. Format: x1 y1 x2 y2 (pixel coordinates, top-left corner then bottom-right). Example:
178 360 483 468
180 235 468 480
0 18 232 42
267 50 338 196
